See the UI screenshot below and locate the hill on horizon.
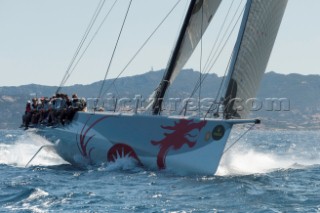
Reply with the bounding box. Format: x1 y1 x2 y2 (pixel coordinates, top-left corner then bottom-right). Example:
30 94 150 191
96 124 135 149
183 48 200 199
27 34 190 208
0 69 320 129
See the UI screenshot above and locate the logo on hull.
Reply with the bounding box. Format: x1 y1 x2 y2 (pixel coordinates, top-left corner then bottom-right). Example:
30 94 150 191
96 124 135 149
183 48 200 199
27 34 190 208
107 143 142 165
212 125 225 141
151 119 207 169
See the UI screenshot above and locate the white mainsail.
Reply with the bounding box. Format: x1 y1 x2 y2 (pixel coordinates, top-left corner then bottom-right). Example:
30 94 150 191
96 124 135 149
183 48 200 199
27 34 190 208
151 0 222 114
222 0 288 119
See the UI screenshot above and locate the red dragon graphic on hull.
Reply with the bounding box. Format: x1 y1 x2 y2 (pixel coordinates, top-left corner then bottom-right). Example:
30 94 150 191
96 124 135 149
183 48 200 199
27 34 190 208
76 115 109 161
151 119 207 169
107 143 142 166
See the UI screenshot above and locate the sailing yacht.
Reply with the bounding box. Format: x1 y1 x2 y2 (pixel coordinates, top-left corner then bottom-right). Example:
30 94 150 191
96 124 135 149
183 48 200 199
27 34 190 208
32 0 288 175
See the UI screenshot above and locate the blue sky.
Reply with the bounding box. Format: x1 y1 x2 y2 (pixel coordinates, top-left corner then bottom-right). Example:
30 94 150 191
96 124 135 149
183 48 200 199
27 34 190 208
0 0 319 86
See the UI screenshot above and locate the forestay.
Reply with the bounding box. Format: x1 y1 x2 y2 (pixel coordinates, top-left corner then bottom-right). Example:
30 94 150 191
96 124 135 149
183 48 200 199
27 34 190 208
151 0 222 114
223 0 288 119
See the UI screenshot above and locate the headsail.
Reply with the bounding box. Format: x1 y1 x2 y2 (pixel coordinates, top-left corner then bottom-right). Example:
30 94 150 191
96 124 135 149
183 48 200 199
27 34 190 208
151 0 222 115
222 0 288 119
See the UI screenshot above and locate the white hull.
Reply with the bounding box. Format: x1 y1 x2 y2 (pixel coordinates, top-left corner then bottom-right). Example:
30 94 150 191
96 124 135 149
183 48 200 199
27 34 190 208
35 111 252 175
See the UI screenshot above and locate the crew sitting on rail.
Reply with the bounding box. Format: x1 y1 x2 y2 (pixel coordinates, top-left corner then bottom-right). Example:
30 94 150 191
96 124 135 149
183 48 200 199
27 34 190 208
21 93 87 128
21 100 32 129
47 93 66 125
60 94 86 125
38 97 50 123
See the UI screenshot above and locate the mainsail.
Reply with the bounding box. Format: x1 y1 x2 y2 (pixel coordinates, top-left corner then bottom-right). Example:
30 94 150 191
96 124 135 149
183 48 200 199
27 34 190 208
151 0 222 115
222 0 288 119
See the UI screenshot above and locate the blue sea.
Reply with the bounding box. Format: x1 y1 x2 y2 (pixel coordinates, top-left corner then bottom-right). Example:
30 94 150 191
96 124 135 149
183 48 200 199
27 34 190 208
0 128 319 212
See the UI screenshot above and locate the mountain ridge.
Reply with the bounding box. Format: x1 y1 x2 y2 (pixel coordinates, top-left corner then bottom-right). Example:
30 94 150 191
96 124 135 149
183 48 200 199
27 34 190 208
0 69 319 129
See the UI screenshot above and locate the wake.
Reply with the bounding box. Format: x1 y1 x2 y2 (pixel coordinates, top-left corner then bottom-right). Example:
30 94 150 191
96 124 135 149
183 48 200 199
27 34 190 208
0 131 66 167
2 129 319 176
216 130 320 176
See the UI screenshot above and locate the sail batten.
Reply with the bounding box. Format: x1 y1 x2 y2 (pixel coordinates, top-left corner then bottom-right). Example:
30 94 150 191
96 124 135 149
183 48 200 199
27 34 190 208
152 0 222 115
222 0 288 119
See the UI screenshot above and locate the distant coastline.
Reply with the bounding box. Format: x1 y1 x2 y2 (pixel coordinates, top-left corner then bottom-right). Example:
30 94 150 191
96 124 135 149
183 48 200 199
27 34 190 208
0 69 319 129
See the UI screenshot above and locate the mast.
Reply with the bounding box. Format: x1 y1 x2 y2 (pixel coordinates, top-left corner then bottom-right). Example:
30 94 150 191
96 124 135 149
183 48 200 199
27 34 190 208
150 0 222 115
152 0 198 115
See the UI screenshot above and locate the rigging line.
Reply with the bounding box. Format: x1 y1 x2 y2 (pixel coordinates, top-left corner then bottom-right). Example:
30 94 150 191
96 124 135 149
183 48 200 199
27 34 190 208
204 0 244 74
202 0 236 73
191 4 245 106
203 0 243 74
62 0 119 87
204 7 245 119
60 0 105 89
222 123 255 155
101 0 183 98
198 3 204 117
210 6 246 114
96 0 133 107
58 0 106 92
204 54 232 119
180 5 245 116
185 0 243 101
57 0 106 94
